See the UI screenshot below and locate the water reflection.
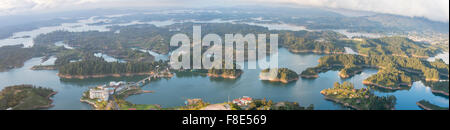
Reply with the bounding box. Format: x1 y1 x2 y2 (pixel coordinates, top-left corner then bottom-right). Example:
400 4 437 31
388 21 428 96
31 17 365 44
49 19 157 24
374 81 449 110
0 48 448 110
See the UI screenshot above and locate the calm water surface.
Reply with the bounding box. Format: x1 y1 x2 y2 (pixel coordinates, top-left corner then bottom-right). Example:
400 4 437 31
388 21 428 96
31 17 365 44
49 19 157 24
0 48 448 110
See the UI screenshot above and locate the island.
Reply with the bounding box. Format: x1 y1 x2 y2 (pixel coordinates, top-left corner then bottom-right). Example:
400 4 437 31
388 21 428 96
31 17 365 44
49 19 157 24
260 68 299 83
0 85 56 110
58 57 172 79
301 54 449 90
175 67 244 80
0 45 51 72
175 59 244 79
423 81 449 97
207 68 243 79
321 82 396 110
416 100 448 110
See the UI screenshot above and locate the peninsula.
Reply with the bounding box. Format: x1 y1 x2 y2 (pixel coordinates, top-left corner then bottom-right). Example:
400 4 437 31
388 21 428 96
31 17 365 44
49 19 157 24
417 100 449 110
0 85 56 110
321 82 396 110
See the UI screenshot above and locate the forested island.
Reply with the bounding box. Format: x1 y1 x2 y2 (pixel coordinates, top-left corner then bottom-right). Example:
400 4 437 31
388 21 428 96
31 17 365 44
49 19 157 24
0 85 56 110
207 68 243 79
416 100 448 110
176 67 244 79
260 68 299 83
423 81 449 97
58 57 170 79
321 82 396 110
0 45 55 71
353 37 439 58
174 58 244 79
301 54 449 90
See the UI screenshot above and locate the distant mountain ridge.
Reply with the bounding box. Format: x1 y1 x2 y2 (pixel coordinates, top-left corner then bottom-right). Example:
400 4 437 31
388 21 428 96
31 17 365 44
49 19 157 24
364 14 449 33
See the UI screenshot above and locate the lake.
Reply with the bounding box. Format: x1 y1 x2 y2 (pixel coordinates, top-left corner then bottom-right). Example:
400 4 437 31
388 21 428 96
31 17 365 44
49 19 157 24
1 48 447 110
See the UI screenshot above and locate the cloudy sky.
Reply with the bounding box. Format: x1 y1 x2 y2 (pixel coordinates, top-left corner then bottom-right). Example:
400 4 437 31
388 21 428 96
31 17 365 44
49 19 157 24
0 0 448 22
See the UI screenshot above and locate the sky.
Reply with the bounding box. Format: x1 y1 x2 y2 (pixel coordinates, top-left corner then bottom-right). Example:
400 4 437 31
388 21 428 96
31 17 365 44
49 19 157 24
0 0 448 22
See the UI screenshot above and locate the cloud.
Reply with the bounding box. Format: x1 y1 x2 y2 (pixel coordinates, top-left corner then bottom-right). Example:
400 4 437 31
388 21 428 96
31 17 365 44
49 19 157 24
0 0 99 14
0 0 448 22
272 0 449 22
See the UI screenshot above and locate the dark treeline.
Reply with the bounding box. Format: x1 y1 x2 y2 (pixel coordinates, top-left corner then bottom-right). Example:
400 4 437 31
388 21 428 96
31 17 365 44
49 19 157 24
32 22 441 60
59 58 169 76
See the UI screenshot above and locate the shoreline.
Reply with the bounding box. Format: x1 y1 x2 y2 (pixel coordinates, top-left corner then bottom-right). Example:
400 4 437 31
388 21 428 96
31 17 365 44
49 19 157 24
289 49 345 54
80 99 99 110
207 72 242 79
430 89 449 97
31 65 58 70
259 75 299 84
300 74 319 78
339 71 360 79
323 95 395 110
35 91 58 110
362 81 411 90
118 89 154 99
81 85 154 110
58 72 152 79
416 102 433 110
323 96 361 110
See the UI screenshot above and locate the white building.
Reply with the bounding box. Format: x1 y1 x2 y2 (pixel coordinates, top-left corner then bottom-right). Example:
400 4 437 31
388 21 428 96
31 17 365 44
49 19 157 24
89 89 110 101
88 81 127 101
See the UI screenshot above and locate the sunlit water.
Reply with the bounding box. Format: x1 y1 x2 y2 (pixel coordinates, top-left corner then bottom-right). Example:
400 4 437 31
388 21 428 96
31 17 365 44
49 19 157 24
0 48 447 110
374 81 449 110
0 14 448 110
